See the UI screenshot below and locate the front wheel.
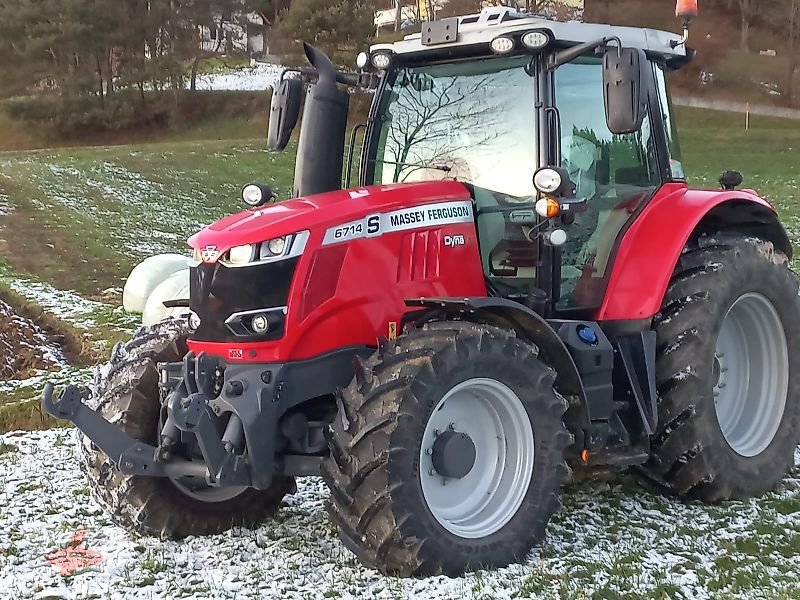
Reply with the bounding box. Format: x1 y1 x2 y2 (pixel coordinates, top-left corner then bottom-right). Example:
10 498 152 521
647 234 800 500
323 322 571 576
81 319 296 537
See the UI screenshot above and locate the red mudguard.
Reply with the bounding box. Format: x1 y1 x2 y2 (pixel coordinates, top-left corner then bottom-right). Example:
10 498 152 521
596 183 783 321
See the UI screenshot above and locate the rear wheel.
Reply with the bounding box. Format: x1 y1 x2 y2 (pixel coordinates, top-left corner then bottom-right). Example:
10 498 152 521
80 319 295 537
647 234 800 500
323 322 571 576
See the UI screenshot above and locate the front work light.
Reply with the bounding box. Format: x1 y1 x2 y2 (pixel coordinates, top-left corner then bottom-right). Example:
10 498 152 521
356 52 369 69
521 31 550 50
242 183 274 207
490 36 515 55
371 51 393 70
533 168 563 194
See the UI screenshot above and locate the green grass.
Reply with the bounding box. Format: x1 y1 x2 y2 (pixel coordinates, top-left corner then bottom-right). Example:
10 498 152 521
0 139 295 295
676 106 800 267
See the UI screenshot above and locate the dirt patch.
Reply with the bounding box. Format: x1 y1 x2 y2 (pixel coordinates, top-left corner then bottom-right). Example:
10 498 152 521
0 283 98 367
0 298 67 379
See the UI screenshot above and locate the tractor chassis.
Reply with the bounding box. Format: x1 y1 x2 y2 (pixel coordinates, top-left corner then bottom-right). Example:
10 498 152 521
43 308 661 485
43 347 371 490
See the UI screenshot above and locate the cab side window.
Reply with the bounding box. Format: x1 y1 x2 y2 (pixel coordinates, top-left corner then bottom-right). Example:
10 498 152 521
555 58 661 310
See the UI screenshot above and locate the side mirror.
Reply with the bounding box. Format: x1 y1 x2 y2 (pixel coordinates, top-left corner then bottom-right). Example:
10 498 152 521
267 78 303 151
602 47 648 135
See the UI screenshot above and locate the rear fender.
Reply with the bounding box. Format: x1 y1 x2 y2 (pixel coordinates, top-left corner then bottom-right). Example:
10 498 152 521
597 183 792 321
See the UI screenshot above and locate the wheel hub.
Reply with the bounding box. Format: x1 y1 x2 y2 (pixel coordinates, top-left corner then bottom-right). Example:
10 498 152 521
419 378 535 539
431 430 476 479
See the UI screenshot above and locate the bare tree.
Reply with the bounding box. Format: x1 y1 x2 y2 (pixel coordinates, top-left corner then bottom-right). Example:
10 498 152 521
378 71 510 185
738 0 760 51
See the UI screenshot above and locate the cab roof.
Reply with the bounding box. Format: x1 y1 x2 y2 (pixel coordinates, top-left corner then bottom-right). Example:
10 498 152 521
371 6 688 63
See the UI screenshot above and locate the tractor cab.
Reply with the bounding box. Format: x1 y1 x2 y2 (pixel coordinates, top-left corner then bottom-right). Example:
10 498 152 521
269 5 691 319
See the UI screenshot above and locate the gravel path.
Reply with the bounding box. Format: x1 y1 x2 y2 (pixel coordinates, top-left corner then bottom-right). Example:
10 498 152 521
1 429 798 599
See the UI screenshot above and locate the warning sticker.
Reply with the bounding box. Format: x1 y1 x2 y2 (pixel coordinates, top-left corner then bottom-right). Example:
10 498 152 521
322 200 473 246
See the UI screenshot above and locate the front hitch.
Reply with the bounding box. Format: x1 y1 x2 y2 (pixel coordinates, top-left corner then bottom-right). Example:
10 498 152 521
41 382 233 483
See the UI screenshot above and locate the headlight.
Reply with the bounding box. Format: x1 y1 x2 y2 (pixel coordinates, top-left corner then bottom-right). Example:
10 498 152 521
219 231 308 267
259 235 291 259
533 168 563 194
228 244 255 265
356 52 369 69
251 313 270 334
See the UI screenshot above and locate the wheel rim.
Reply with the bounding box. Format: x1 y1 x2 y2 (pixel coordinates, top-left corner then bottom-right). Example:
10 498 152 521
170 475 247 503
713 293 789 458
419 378 534 539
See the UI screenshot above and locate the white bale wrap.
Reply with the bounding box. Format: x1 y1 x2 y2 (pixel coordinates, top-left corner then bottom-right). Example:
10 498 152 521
142 269 191 326
123 254 192 314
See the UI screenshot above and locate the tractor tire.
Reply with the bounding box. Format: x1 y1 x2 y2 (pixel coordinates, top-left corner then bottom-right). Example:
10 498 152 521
646 234 800 501
323 321 571 576
80 318 296 538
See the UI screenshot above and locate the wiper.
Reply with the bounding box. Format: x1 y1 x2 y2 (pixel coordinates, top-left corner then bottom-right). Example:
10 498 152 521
369 159 452 172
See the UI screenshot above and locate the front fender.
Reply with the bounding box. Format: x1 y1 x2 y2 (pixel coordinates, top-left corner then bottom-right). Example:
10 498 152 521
405 297 586 402
597 183 792 321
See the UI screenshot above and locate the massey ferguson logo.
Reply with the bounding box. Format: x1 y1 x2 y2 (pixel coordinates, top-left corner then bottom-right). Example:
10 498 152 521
201 245 220 263
444 235 466 247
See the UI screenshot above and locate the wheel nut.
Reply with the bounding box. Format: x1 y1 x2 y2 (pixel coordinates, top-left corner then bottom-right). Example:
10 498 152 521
425 448 432 455
441 479 447 486
429 468 435 476
434 429 441 437
448 423 455 431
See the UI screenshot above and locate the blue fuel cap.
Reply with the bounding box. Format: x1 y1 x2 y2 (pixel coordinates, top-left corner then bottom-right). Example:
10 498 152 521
577 325 598 346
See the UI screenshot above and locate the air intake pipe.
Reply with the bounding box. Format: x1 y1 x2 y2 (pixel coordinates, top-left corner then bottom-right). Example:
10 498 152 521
293 43 350 198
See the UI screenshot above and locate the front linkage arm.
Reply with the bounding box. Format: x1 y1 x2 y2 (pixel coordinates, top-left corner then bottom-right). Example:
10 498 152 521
41 378 252 487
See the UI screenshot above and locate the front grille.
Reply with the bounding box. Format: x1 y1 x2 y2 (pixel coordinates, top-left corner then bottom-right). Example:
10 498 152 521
190 258 298 342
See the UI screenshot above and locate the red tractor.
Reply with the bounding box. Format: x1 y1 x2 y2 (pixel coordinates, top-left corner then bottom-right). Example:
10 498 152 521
44 3 800 576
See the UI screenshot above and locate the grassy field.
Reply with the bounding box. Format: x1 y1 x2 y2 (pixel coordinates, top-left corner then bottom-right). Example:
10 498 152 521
0 106 798 598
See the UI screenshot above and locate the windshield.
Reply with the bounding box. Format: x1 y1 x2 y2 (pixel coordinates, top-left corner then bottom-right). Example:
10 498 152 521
369 56 537 198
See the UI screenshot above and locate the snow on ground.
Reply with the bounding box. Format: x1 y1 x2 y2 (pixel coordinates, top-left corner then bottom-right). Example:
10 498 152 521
1 429 798 600
3 277 104 330
193 63 283 92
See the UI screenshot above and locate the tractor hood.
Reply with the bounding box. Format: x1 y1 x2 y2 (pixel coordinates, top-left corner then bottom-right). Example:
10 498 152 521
188 180 472 257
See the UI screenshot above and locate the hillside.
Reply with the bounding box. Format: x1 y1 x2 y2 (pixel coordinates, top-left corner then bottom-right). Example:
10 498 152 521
586 0 800 105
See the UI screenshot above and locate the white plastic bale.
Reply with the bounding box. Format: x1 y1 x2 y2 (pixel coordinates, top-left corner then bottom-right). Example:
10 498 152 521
142 269 191 326
123 254 192 314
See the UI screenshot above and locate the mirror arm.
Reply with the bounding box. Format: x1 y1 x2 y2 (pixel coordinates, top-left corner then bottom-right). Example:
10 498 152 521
547 36 622 71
